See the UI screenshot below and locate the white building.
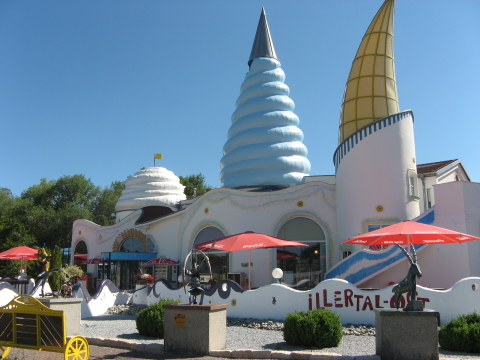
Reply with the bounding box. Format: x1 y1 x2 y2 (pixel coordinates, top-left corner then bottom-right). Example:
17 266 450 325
71 0 480 293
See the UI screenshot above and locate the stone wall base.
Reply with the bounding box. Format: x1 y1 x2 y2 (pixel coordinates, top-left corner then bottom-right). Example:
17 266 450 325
164 303 228 355
374 308 440 360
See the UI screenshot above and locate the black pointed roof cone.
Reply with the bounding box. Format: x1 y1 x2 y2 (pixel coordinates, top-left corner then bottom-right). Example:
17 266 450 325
248 7 278 67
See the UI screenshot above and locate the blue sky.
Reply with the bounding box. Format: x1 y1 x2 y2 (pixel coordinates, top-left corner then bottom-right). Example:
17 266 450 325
1 1 479 196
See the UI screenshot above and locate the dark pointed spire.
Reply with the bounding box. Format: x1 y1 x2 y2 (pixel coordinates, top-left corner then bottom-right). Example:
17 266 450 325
248 7 278 67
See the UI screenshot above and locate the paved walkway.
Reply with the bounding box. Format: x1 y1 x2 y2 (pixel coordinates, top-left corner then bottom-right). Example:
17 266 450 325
5 340 479 360
6 345 225 360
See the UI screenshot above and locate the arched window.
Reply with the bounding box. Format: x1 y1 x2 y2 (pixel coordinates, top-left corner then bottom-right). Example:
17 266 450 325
277 218 326 289
193 227 228 283
194 227 225 245
119 237 144 253
74 240 88 272
74 240 87 255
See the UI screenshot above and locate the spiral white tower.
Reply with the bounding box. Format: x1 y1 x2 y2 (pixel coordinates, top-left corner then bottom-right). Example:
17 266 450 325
220 8 311 189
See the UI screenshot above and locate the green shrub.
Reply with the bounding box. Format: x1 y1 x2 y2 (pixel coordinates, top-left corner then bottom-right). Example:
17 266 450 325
136 299 180 338
283 308 343 348
439 312 480 353
48 246 63 292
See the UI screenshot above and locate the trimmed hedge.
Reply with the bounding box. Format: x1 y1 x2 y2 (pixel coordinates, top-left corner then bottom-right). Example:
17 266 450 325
135 298 180 338
439 312 480 353
283 308 343 349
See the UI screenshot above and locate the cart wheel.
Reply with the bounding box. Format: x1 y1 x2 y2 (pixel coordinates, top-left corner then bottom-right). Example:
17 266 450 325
64 336 89 360
0 346 11 359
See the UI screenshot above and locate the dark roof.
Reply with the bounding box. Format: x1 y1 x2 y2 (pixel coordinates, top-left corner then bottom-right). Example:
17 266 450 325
248 7 278 67
416 159 458 175
135 206 175 225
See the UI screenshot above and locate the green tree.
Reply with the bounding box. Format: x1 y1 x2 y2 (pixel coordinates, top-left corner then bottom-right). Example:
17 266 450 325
48 246 63 292
0 217 36 252
20 175 99 247
21 178 56 208
179 173 212 197
0 188 15 216
50 175 100 211
92 181 125 226
0 217 36 278
1 175 124 253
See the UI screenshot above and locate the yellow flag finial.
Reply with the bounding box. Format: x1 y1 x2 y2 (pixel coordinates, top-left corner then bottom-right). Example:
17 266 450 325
338 0 398 143
154 153 163 166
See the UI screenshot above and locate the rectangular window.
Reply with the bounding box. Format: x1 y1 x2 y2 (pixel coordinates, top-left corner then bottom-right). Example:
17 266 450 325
367 224 388 232
408 169 420 199
427 188 432 209
342 250 351 259
367 224 391 251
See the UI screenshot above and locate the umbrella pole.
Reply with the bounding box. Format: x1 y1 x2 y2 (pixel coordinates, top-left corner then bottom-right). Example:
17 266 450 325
407 234 417 303
248 249 251 290
407 234 411 256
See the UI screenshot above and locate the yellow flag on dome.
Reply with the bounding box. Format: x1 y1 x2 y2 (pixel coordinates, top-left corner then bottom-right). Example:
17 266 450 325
154 153 163 167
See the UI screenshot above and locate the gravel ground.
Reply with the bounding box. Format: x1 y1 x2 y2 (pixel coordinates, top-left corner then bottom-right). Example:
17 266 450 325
80 315 480 358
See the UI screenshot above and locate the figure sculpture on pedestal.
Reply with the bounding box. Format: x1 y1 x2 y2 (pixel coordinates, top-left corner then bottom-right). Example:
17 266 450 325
34 245 52 277
392 244 422 311
182 248 212 305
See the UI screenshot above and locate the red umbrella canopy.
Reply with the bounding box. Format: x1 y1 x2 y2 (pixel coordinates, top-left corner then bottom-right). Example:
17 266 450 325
276 250 300 260
195 231 308 252
0 246 39 261
342 221 480 246
74 253 88 264
85 258 103 264
144 258 179 267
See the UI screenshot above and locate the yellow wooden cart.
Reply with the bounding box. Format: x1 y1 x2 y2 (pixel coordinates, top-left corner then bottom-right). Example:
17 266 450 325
0 294 88 360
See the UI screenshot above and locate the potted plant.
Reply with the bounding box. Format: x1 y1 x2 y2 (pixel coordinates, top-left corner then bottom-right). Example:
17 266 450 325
135 270 154 284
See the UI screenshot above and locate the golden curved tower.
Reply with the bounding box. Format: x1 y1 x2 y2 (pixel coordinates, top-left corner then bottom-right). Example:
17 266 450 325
338 0 398 143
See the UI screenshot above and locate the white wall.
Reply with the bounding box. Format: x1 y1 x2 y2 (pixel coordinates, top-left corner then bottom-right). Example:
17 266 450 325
101 277 480 325
73 182 337 290
360 181 480 289
336 112 420 262
173 183 337 288
434 181 480 282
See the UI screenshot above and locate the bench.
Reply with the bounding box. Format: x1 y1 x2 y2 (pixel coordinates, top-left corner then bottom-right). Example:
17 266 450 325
0 294 88 360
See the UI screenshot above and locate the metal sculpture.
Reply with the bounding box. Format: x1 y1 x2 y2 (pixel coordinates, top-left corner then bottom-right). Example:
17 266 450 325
392 244 422 310
182 248 212 305
39 268 70 297
34 245 52 277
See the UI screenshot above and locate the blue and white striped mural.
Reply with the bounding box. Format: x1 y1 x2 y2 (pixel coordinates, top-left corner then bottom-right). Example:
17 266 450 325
326 210 435 285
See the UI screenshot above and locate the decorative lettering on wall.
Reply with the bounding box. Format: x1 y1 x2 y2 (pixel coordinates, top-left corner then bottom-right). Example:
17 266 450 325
308 290 430 311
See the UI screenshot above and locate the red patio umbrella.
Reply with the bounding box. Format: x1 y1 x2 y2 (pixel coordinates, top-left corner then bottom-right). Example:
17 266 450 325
195 231 308 289
74 254 88 264
84 258 103 264
144 258 179 267
341 220 480 247
276 250 299 260
0 246 39 261
341 221 480 311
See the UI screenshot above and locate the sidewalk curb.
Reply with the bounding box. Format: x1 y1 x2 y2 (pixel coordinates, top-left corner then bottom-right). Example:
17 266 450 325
83 337 465 360
83 336 381 359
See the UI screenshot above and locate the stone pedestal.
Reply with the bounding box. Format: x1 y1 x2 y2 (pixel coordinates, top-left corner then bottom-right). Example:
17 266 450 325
374 309 440 360
39 297 83 337
163 303 228 355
